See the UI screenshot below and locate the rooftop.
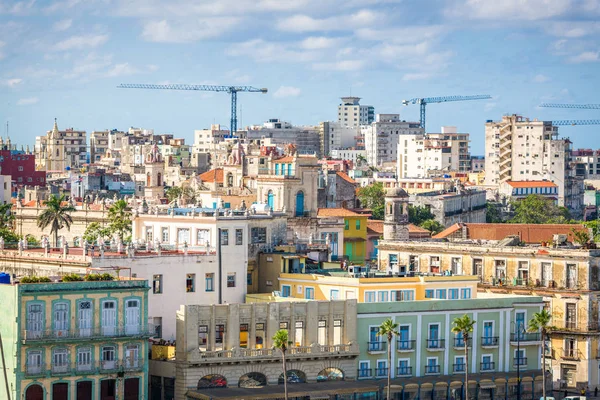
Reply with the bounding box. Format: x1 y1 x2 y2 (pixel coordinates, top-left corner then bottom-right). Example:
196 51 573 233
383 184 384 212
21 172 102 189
432 222 588 243
505 180 558 188
199 168 223 184
317 208 365 218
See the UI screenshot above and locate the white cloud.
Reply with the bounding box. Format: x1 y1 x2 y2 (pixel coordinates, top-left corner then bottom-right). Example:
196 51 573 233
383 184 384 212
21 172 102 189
227 39 318 62
141 18 240 42
569 51 600 63
356 26 446 43
300 37 342 50
2 78 23 87
17 97 39 106
402 73 432 81
0 0 35 15
54 34 109 51
533 74 551 83
276 9 383 32
312 60 366 71
53 19 73 32
273 86 302 98
445 0 574 20
106 63 139 77
64 53 113 79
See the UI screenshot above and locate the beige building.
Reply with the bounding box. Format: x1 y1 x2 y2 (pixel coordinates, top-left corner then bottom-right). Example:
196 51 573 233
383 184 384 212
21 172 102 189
89 130 111 163
35 119 87 172
377 239 600 390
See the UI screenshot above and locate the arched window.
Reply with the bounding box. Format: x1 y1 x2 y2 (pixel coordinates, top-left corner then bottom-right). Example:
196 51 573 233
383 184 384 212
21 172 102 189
316 367 344 382
25 384 44 400
227 173 233 187
146 173 151 187
278 370 306 384
157 172 162 187
239 372 267 388
198 375 227 389
295 191 305 217
267 190 274 209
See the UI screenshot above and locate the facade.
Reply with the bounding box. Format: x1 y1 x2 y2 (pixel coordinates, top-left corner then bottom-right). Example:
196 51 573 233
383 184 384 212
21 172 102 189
471 155 485 172
337 96 374 127
0 276 151 400
498 180 559 203
35 119 87 172
571 149 600 180
377 239 600 390
397 127 471 178
317 208 368 264
165 300 359 399
245 120 322 157
356 297 544 399
363 114 423 166
329 149 366 164
90 130 112 163
319 171 357 209
484 114 583 211
411 188 487 227
0 144 46 193
397 178 454 194
193 124 230 157
0 174 10 203
320 121 362 157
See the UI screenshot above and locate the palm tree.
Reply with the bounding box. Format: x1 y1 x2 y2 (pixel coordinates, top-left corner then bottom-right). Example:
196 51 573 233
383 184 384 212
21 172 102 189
452 315 476 400
377 318 399 400
273 329 290 400
528 309 552 400
37 194 76 246
107 199 132 241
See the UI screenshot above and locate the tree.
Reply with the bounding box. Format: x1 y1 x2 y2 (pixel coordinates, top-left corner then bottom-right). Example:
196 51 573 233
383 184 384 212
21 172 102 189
272 329 290 400
165 186 182 202
83 222 111 244
408 205 435 225
356 154 367 167
572 228 591 247
452 315 476 400
37 194 76 246
528 309 552 400
510 195 572 224
107 199 132 241
0 203 14 229
485 202 504 223
584 220 600 241
357 183 385 219
0 227 20 243
377 318 399 400
420 219 444 234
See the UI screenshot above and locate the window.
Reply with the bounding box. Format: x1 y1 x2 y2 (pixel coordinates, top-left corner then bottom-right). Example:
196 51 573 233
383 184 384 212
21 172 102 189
333 320 342 345
294 321 304 346
426 358 439 374
26 303 43 339
77 347 92 371
101 301 117 336
235 229 243 245
355 219 361 230
344 220 349 230
153 275 163 294
305 287 314 299
566 303 577 329
364 291 376 303
318 321 327 345
282 285 291 297
239 324 249 348
358 361 371 378
330 289 339 300
215 325 225 349
255 323 265 349
125 344 140 368
454 356 465 372
145 227 153 242
198 325 208 350
27 350 42 374
53 302 69 335
449 289 459 299
186 274 195 293
425 289 434 299
250 227 267 244
220 229 229 245
435 289 447 299
430 256 440 273
161 227 169 243
227 273 236 288
514 349 526 365
102 346 116 369
197 229 210 245
461 288 471 299
205 273 214 292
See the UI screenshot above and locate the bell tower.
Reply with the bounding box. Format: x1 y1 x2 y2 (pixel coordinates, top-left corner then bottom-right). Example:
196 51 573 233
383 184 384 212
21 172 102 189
383 187 409 241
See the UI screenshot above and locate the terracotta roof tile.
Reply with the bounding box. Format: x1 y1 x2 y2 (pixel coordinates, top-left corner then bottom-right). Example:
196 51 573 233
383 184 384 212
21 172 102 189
506 180 558 188
317 208 363 217
336 171 356 185
408 223 430 233
367 221 383 234
274 156 294 163
432 223 462 239
199 168 223 184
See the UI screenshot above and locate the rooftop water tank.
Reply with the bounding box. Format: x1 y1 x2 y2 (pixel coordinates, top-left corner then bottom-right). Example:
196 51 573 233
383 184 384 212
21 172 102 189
0 272 11 284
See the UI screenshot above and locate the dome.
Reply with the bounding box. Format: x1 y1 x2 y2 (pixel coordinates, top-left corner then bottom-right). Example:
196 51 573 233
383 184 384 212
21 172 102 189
385 187 409 198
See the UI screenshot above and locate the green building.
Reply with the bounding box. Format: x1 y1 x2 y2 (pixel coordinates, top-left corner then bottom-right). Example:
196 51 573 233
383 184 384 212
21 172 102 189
0 276 151 400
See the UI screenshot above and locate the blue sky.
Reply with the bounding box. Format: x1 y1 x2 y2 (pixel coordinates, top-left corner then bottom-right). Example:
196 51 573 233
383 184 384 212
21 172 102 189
0 0 599 155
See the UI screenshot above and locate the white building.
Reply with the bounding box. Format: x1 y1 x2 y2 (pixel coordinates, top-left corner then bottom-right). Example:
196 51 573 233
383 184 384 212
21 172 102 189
571 149 600 180
329 149 366 164
0 175 10 204
193 124 231 155
396 127 470 178
320 121 361 157
363 114 423 166
484 114 583 211
337 96 374 127
245 119 321 156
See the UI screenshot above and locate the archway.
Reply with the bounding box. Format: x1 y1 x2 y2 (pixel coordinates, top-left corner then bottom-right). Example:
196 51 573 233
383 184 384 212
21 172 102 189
267 190 274 209
278 370 306 384
25 384 44 400
227 173 233 187
316 367 344 382
197 375 227 389
295 191 305 217
239 372 267 388
157 172 162 187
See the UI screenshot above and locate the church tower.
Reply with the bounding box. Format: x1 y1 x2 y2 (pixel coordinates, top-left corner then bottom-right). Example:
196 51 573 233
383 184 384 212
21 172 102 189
144 144 165 199
383 187 410 241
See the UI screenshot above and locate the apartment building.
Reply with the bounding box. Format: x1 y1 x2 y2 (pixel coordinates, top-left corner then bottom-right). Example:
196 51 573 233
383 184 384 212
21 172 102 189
319 121 362 157
357 297 543 399
90 130 111 163
35 119 87 172
363 114 424 166
0 275 151 400
484 114 583 211
377 239 600 390
337 96 374 127
193 124 230 156
411 187 487 227
397 127 470 178
571 149 600 180
498 180 559 203
245 119 322 157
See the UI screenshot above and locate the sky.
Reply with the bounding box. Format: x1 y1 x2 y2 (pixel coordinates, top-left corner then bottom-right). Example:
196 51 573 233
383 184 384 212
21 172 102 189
0 0 599 155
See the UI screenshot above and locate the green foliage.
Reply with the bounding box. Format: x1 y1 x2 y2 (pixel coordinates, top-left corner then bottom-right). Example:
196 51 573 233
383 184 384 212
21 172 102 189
0 227 21 243
528 309 552 334
485 202 504 223
452 314 476 337
509 195 572 224
357 183 385 219
420 219 445 234
84 273 115 281
62 273 84 282
377 318 399 342
408 205 435 225
83 222 111 244
0 203 14 229
165 186 182 202
107 200 132 241
25 235 39 246
20 276 52 283
272 329 290 352
165 186 198 204
583 220 600 241
36 194 76 245
572 228 591 247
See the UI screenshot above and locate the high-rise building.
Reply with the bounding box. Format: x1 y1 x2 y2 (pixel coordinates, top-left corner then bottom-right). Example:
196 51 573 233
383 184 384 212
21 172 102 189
337 97 374 127
35 119 87 172
484 114 583 211
363 114 423 166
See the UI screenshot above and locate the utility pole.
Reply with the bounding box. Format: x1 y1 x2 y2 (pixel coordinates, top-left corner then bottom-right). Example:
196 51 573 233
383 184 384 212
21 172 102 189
516 323 522 400
0 331 12 400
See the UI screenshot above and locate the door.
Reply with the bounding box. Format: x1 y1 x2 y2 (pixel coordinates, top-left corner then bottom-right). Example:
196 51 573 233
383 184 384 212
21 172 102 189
295 191 305 217
124 378 140 400
399 326 410 349
429 325 439 348
267 191 274 208
27 351 42 374
27 304 43 339
101 379 116 400
25 384 44 400
483 322 493 345
125 299 140 334
515 312 525 337
53 382 69 400
78 301 92 337
53 302 68 337
77 381 92 400
125 345 139 368
102 301 117 336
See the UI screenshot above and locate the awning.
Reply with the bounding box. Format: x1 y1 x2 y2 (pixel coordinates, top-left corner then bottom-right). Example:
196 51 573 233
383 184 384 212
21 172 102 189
480 382 497 389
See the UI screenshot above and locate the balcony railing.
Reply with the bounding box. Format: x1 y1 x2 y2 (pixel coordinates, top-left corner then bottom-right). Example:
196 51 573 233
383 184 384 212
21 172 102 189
23 325 155 342
357 369 372 379
397 366 412 376
453 338 472 348
425 365 441 374
481 362 495 371
510 332 540 343
198 344 355 361
513 357 527 366
396 340 415 351
367 341 386 352
453 363 466 373
481 336 499 347
426 339 445 350
375 368 388 378
24 359 144 377
562 349 581 360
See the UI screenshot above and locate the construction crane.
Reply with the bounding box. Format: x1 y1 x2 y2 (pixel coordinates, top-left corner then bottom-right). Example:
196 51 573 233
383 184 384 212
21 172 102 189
117 83 268 135
551 120 600 126
402 94 492 130
540 103 600 109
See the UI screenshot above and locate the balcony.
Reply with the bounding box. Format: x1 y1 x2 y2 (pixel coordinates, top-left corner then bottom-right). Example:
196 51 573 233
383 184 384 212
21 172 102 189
22 325 155 343
562 349 582 361
510 332 540 345
513 357 527 366
426 339 445 350
481 362 495 371
367 341 386 353
453 338 472 349
481 336 499 347
375 368 388 378
453 363 466 373
195 344 358 364
425 365 441 375
357 369 372 379
397 366 412 376
396 340 415 352
24 359 144 378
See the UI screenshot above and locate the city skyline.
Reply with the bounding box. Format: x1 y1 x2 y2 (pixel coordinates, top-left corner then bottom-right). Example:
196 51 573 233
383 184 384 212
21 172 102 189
1 0 599 154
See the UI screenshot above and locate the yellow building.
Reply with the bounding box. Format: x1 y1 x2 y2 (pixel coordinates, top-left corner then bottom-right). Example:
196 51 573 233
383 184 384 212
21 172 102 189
278 272 479 302
317 208 368 264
